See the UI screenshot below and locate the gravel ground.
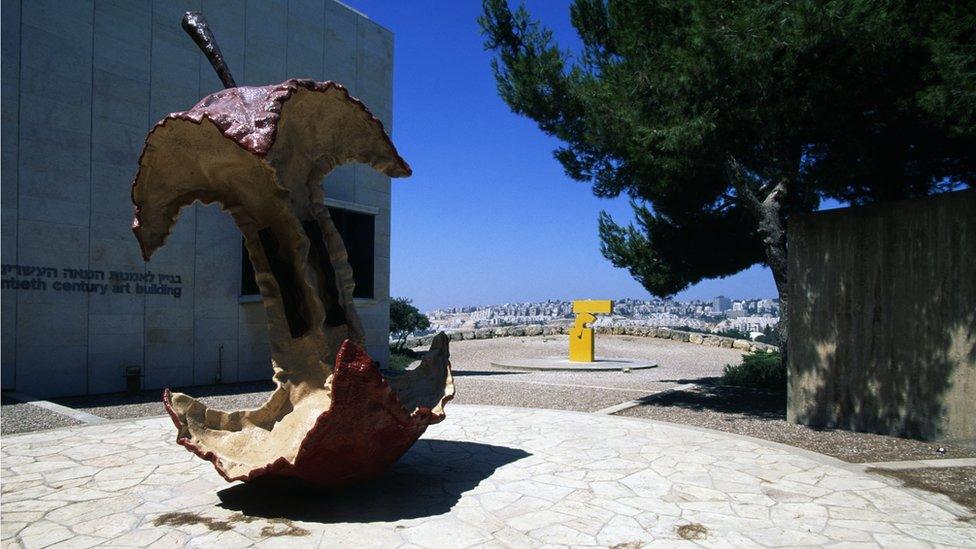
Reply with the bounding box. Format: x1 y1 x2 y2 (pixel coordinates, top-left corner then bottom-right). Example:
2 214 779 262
431 335 744 412
618 384 976 463
867 466 976 521
1 395 83 435
48 336 723 419
449 335 745 387
9 336 975 471
450 378 655 412
51 381 276 420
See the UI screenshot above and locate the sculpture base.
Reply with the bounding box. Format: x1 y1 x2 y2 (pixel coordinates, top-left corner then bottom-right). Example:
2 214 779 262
489 357 657 371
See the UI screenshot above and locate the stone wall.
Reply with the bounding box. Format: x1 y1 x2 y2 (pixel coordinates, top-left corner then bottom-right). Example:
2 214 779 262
787 190 976 445
405 325 776 353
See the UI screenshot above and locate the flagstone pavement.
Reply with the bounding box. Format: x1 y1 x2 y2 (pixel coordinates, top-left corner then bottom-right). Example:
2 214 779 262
2 405 974 548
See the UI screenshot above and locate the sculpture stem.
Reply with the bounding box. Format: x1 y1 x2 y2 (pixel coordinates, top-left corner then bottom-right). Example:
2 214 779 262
181 11 237 89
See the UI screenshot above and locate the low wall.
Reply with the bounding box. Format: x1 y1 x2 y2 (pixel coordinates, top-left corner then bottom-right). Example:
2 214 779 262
404 325 776 353
787 190 976 446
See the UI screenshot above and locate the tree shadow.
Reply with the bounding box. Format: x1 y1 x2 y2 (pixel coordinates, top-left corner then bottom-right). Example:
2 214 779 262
636 384 786 421
216 439 530 524
658 376 723 385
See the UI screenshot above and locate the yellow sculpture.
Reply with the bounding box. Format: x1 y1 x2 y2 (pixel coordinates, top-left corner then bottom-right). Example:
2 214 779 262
569 300 613 362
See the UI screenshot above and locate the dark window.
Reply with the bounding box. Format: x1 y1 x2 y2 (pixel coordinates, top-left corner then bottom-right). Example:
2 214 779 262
241 243 259 296
330 208 375 299
240 208 375 300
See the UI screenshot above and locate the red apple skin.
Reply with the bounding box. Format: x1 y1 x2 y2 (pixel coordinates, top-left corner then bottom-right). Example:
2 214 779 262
165 340 451 489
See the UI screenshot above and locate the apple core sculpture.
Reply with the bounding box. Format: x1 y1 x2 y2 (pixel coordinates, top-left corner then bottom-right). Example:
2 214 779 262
132 12 454 488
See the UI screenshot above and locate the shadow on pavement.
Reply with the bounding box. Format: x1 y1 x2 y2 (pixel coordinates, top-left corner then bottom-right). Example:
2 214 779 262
658 376 722 385
216 439 530 523
449 370 526 377
638 382 786 421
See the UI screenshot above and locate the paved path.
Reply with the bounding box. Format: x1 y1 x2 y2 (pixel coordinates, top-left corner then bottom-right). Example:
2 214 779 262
3 405 973 548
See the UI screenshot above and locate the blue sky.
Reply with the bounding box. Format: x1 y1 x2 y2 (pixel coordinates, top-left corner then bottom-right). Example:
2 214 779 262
344 1 779 311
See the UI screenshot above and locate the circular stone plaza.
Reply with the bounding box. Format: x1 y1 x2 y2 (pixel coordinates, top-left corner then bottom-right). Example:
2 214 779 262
3 336 975 547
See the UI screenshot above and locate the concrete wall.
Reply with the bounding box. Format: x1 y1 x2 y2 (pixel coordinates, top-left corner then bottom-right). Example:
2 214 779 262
1 0 395 396
787 190 976 445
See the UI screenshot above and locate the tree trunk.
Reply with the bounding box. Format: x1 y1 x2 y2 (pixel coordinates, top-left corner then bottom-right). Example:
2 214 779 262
729 158 790 366
753 183 789 368
769 248 788 364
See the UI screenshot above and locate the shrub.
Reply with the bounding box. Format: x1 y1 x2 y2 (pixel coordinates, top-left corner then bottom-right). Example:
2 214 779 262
715 327 752 340
721 350 785 390
754 324 783 347
388 348 420 371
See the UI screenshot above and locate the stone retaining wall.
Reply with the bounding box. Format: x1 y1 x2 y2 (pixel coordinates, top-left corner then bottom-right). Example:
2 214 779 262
404 325 777 353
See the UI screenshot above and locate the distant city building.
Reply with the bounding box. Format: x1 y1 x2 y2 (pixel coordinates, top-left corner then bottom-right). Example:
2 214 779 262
425 297 779 336
712 296 732 313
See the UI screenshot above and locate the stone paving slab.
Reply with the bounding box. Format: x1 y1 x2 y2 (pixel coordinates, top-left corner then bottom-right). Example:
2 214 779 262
2 405 974 548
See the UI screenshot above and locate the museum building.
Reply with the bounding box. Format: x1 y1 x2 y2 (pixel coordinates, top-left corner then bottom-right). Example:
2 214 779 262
1 0 397 396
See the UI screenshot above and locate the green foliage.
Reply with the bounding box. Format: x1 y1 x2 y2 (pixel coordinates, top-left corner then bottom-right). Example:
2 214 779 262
673 325 750 340
754 324 783 347
673 325 710 335
480 0 976 298
389 298 431 351
716 327 751 341
722 350 785 391
389 349 421 371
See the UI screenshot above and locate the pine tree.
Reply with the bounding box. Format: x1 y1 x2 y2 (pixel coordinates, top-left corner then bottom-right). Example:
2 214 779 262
479 0 976 357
